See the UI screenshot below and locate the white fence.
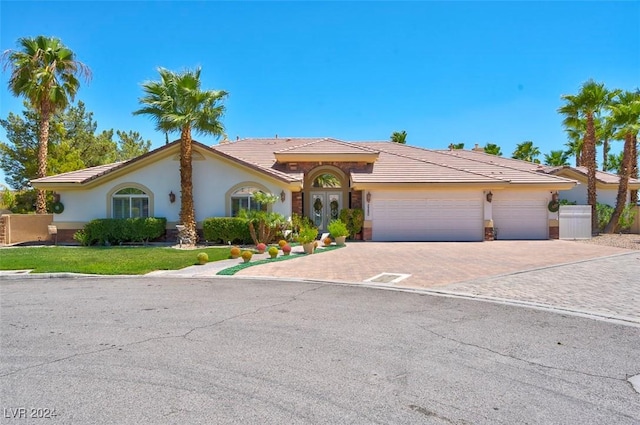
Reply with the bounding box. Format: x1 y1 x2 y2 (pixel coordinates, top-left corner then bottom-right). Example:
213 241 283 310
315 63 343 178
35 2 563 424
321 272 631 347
559 205 592 240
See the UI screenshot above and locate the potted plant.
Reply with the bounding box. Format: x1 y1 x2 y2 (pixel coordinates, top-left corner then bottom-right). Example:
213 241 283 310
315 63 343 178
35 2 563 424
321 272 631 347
282 244 292 255
298 227 318 254
241 250 253 263
256 242 267 254
327 219 349 246
268 246 279 259
230 246 241 259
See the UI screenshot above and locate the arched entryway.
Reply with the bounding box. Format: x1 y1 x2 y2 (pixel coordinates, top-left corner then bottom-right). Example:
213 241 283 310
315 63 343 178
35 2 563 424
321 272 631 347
305 167 348 232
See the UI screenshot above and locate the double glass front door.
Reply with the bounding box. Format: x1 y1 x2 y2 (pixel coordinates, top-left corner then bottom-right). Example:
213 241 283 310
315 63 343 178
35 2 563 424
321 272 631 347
310 192 342 232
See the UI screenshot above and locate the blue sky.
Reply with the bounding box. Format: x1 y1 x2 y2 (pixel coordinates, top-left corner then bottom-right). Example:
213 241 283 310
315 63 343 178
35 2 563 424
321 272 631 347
1 1 639 187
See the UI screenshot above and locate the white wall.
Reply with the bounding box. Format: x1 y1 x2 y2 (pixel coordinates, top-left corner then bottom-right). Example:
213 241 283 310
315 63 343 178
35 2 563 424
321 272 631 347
54 153 292 224
559 184 627 207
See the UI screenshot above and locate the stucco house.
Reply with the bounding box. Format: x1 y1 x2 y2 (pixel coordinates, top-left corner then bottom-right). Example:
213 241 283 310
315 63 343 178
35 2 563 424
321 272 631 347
31 137 582 242
450 147 640 207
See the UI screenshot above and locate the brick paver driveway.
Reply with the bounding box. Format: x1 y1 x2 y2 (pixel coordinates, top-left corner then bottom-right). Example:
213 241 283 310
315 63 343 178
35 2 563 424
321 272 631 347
236 240 631 288
236 240 639 324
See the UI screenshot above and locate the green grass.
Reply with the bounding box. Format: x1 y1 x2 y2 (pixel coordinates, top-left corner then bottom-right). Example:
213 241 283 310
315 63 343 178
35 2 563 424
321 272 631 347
0 246 232 275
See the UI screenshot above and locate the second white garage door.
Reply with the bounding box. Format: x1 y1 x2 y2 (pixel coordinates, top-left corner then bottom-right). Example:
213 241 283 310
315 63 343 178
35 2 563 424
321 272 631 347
372 198 483 241
492 199 548 240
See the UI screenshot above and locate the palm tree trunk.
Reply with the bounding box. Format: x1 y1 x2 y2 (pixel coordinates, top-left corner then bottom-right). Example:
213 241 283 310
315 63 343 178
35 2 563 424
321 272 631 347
604 132 633 233
585 114 598 234
35 109 51 214
179 126 197 244
631 136 638 205
602 139 609 171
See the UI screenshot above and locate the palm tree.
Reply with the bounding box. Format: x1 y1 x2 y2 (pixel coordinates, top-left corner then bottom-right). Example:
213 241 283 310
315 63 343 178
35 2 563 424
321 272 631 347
134 67 227 243
511 141 541 163
544 150 570 166
2 36 90 213
564 127 584 166
483 143 502 156
603 90 640 233
605 152 624 174
559 80 617 234
390 130 407 144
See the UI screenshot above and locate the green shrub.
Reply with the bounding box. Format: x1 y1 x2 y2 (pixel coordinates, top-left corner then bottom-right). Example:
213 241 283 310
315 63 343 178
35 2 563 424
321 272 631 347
596 203 614 233
79 217 167 246
327 219 349 237
268 246 279 257
73 230 91 246
618 204 637 232
202 217 252 244
298 227 318 244
339 208 364 238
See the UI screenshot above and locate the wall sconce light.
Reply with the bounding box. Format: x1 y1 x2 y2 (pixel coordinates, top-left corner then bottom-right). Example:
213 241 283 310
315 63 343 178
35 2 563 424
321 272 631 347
280 190 286 202
486 191 493 203
552 191 559 202
366 192 372 203
169 191 176 203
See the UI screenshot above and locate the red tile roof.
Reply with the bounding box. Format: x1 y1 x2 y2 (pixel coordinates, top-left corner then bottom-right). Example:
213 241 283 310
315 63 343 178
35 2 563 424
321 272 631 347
31 137 580 188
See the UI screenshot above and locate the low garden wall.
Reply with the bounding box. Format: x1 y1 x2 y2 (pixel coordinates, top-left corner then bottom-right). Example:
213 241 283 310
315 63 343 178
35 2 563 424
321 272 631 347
0 214 54 245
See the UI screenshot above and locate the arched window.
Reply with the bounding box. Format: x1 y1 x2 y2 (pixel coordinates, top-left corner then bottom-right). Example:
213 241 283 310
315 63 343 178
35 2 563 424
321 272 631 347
112 187 149 219
312 173 341 188
230 187 267 216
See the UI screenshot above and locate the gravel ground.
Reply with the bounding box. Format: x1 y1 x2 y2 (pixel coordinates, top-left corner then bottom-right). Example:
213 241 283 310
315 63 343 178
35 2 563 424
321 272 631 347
576 233 640 250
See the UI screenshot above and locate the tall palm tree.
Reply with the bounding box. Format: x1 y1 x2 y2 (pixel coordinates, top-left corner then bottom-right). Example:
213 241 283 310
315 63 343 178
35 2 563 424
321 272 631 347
511 141 541 163
559 80 617 234
603 90 640 233
483 143 502 156
390 130 407 144
134 67 227 243
543 150 570 166
2 36 90 213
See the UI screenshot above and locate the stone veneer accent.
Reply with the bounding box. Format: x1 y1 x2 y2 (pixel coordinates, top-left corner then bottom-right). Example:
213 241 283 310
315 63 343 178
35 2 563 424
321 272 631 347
484 227 495 241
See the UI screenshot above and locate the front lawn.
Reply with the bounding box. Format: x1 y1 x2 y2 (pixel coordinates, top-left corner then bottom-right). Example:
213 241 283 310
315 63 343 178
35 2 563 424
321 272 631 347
0 246 232 275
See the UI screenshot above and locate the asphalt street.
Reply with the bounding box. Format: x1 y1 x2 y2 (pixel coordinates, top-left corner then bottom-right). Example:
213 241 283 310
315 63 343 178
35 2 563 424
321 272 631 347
1 276 639 424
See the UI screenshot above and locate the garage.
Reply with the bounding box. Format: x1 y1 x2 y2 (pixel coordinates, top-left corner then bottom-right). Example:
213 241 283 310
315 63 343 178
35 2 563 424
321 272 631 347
492 199 548 240
371 198 484 242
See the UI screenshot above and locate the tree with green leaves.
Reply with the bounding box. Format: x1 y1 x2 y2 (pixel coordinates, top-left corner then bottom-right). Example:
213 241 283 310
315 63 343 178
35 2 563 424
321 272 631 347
543 150 570 166
483 143 502 156
605 152 624 174
390 130 407 144
511 141 541 163
1 102 151 193
134 67 227 244
2 36 91 213
604 90 640 233
559 80 617 234
448 143 464 149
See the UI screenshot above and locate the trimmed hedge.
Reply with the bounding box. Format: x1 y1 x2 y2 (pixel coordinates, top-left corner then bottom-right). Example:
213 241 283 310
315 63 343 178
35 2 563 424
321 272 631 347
74 217 167 246
202 217 253 245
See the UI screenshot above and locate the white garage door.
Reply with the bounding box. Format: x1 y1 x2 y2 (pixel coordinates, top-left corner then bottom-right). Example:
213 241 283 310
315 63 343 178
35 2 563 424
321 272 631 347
492 200 548 240
372 199 483 241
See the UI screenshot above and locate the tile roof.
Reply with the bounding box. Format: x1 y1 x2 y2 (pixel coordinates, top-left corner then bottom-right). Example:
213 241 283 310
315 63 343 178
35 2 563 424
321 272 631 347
31 162 126 184
445 150 640 186
356 142 575 185
31 137 580 188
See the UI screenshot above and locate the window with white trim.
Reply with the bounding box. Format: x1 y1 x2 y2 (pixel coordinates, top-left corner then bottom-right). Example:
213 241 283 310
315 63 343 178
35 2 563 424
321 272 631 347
112 188 149 218
231 187 266 216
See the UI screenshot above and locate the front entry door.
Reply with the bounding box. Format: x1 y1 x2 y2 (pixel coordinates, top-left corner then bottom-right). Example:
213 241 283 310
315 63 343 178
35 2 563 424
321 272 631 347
310 192 342 232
